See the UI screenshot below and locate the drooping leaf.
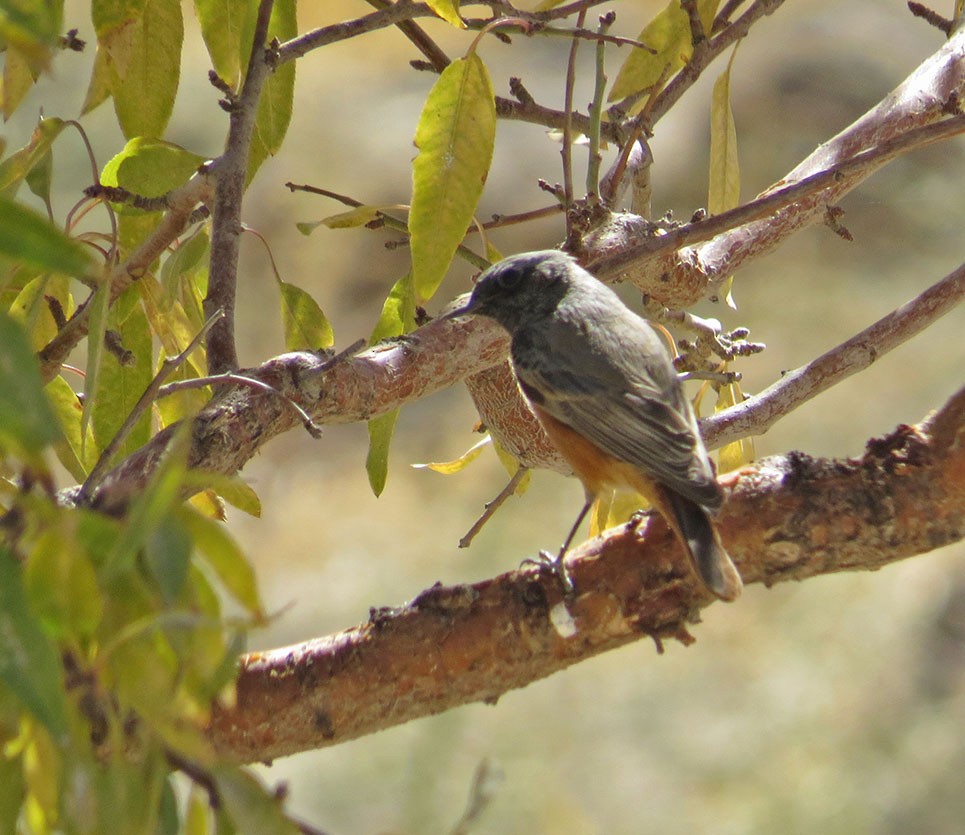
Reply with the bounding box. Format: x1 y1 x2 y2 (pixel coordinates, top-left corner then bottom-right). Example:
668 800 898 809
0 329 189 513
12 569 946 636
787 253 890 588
715 380 755 472
184 471 262 518
425 0 464 28
46 375 94 481
303 204 398 231
1 45 39 120
9 274 72 350
410 52 495 301
0 196 90 279
0 0 61 69
97 0 184 139
412 435 490 475
0 547 70 740
194 0 256 89
179 507 264 619
82 43 113 115
0 116 66 196
708 44 741 308
246 0 296 181
609 0 720 104
278 280 334 351
365 274 416 495
80 278 112 461
0 312 62 456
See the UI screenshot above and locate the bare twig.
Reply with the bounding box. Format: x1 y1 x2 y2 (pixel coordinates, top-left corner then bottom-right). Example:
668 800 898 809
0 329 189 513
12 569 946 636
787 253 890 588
701 262 965 449
459 465 530 548
560 8 587 232
907 1 954 34
204 0 276 374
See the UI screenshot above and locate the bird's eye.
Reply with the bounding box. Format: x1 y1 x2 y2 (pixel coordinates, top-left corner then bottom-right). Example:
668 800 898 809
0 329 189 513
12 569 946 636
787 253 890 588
495 268 523 290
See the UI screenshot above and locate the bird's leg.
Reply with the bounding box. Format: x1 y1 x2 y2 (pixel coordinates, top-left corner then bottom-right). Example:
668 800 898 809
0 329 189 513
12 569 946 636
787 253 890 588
523 498 592 595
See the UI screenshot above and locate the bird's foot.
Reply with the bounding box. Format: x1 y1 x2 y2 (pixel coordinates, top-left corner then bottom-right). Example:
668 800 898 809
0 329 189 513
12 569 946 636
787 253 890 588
521 549 576 596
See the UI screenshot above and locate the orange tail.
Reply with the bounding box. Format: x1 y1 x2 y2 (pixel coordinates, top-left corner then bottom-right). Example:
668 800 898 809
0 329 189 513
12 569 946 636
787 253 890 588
661 489 742 601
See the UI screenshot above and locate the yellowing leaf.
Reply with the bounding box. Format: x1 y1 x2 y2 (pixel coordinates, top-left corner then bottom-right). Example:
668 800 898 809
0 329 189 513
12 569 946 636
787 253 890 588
708 45 741 309
316 204 397 229
609 0 719 104
278 280 334 351
99 0 184 139
1 45 38 120
425 0 465 28
0 115 65 196
715 380 754 472
413 435 490 474
410 52 495 300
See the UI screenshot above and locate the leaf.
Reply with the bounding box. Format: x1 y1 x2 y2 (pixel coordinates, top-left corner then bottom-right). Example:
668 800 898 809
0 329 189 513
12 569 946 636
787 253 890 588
309 204 396 230
715 379 754 473
179 508 264 618
425 0 465 28
194 0 256 89
212 768 301 835
278 280 334 351
365 274 416 495
80 277 112 461
82 43 113 115
98 0 184 139
25 525 104 640
101 137 206 209
366 409 398 497
413 435 490 475
46 376 95 481
144 514 193 604
90 289 153 460
708 44 741 309
410 52 495 301
184 470 262 518
1 45 39 120
0 115 66 196
9 273 72 350
246 0 296 181
0 0 60 69
0 547 70 741
608 0 720 104
0 196 91 280
0 312 63 457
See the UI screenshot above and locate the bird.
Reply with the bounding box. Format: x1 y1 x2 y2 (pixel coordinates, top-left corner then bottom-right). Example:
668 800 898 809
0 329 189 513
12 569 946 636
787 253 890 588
446 250 742 601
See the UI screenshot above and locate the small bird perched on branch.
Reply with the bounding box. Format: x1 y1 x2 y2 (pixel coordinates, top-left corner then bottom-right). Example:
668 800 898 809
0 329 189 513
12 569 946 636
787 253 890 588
447 250 742 601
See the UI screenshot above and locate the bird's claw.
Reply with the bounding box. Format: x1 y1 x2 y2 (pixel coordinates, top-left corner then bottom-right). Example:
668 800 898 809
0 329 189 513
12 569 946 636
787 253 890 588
521 549 576 596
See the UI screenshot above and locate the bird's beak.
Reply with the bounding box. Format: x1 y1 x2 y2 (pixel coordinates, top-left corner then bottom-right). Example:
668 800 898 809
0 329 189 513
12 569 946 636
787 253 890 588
440 293 476 321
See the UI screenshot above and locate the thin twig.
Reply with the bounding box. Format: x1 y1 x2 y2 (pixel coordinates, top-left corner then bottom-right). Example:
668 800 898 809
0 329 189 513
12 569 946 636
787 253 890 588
205 0 275 374
459 466 530 548
561 8 587 247
78 311 226 501
366 0 451 73
907 2 953 34
701 262 965 449
586 12 615 198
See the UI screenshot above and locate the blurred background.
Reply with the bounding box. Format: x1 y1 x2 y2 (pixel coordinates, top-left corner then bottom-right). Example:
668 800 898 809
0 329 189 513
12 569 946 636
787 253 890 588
9 1 965 832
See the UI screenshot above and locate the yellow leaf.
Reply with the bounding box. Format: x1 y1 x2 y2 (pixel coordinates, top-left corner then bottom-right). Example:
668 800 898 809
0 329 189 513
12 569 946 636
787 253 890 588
413 436 490 474
715 380 755 472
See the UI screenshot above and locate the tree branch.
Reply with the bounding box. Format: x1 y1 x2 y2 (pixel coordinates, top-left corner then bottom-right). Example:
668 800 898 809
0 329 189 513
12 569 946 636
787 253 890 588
204 0 275 373
207 388 965 762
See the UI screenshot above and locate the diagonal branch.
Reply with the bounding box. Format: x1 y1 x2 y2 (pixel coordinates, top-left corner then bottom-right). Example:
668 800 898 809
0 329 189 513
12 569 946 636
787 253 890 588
207 388 965 762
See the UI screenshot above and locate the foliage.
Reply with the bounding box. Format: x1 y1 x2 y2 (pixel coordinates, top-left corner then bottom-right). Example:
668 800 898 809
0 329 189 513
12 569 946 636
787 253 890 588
0 0 960 832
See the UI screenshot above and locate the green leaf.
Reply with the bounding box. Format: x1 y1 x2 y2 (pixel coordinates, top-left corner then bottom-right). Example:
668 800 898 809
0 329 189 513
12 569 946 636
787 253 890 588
247 0 296 181
608 0 720 104
278 280 333 351
1 45 39 120
0 0 61 69
98 0 184 138
46 376 95 481
0 195 91 278
82 43 113 115
90 290 153 460
425 0 464 28
101 137 206 209
212 768 301 835
179 508 263 618
410 52 495 301
309 204 397 230
365 274 416 496
0 547 69 741
145 514 193 604
9 273 72 350
366 409 398 497
80 278 112 462
185 471 262 517
0 312 62 456
708 45 740 309
194 0 256 89
25 525 104 640
0 115 65 196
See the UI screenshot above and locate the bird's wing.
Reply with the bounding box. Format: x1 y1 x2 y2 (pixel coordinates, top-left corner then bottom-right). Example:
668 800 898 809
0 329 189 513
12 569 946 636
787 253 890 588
511 316 721 509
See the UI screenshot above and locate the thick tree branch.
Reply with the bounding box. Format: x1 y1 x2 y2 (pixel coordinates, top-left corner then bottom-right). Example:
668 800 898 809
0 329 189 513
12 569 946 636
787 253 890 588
208 388 965 763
